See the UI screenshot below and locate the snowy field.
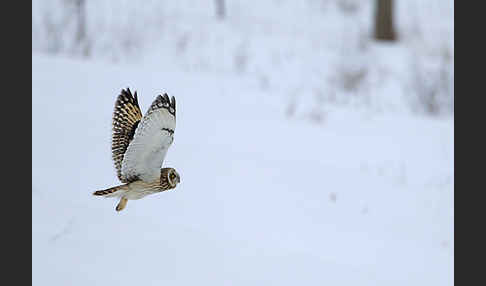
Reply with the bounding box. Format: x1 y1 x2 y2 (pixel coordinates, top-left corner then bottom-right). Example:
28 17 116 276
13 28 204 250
33 0 453 285
32 53 453 285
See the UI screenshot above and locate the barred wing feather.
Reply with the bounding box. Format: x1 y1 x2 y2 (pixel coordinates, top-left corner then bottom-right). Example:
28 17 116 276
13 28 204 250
111 88 143 183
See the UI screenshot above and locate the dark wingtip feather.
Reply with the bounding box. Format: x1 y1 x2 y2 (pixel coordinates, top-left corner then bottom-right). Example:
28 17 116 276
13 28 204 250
147 92 176 116
163 93 170 103
170 96 176 109
118 87 139 106
133 91 139 105
120 88 130 101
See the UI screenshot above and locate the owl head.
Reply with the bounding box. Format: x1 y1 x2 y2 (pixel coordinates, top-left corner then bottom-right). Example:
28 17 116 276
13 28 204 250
160 168 181 189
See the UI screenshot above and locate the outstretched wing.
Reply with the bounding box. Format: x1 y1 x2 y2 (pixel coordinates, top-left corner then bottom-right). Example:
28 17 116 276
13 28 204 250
121 94 176 182
111 88 143 183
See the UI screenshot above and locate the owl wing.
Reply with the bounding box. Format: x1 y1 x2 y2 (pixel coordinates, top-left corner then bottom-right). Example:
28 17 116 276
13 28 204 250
121 94 176 182
112 88 143 183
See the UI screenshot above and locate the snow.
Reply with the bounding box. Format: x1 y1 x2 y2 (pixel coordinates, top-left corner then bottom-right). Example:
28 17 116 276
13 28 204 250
32 0 453 285
32 52 453 285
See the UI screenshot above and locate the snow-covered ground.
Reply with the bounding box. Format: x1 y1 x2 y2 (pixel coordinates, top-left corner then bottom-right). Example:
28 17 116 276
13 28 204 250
32 52 453 285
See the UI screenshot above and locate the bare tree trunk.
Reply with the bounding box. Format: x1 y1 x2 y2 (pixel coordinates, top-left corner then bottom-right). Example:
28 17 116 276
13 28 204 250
74 0 90 56
215 0 225 20
374 0 396 41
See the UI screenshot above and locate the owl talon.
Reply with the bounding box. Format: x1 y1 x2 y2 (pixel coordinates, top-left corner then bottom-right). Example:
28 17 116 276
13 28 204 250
116 197 128 212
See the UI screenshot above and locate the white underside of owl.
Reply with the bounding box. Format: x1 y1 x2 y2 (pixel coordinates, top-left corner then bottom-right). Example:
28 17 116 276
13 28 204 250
121 107 176 182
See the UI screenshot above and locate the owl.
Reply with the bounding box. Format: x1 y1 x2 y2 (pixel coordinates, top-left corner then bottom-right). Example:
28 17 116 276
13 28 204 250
93 88 181 211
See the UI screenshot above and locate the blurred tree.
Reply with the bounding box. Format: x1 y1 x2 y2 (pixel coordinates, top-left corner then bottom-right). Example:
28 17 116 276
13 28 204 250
215 0 226 20
374 0 396 41
72 0 90 56
43 10 63 54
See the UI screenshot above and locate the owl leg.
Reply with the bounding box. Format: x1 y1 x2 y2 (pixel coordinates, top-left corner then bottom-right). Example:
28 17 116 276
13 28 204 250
116 197 128 212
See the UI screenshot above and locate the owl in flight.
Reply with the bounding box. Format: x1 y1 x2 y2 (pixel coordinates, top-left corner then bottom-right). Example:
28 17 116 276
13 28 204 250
93 88 180 212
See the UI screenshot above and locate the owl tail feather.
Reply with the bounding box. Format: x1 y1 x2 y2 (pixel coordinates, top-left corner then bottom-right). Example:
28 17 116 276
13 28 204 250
93 185 125 197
